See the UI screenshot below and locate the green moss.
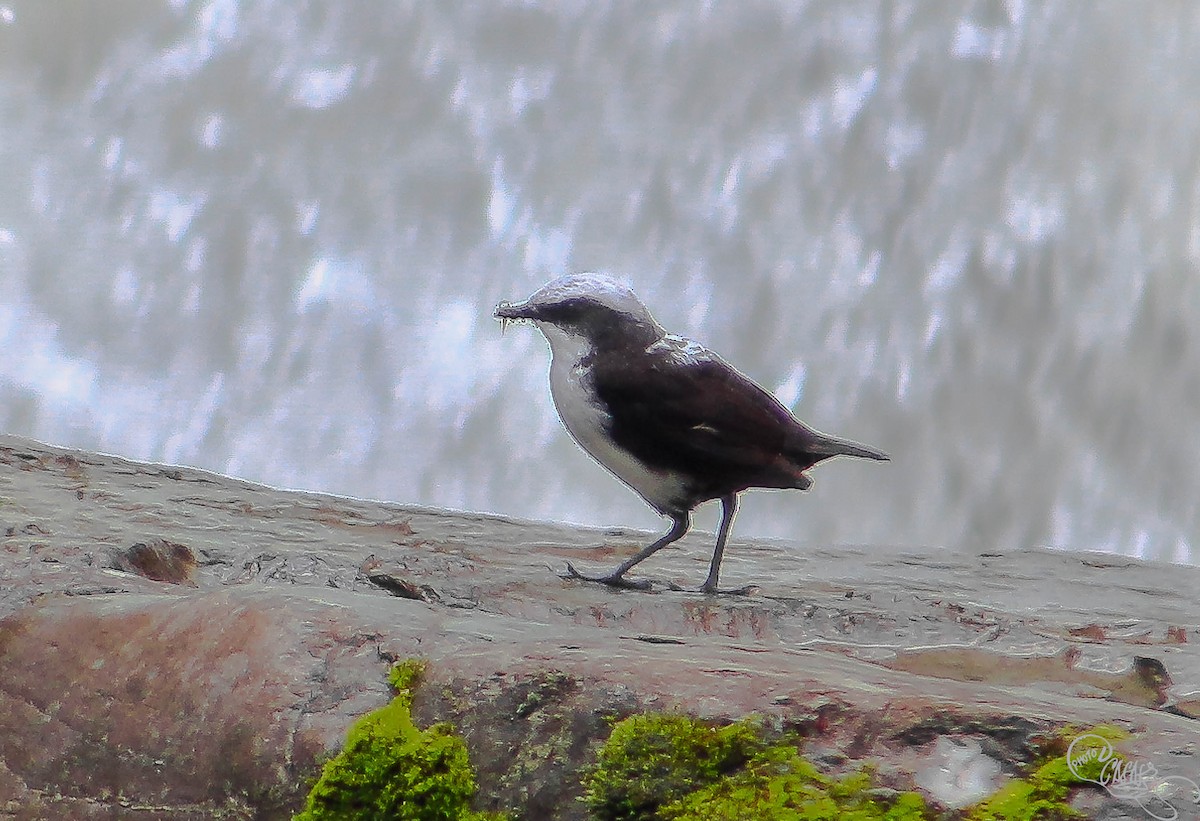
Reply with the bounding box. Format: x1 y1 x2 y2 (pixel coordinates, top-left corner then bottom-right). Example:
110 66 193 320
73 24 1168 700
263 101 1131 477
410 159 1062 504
584 713 928 821
583 713 763 820
663 746 928 821
295 659 508 821
968 725 1129 821
389 658 429 701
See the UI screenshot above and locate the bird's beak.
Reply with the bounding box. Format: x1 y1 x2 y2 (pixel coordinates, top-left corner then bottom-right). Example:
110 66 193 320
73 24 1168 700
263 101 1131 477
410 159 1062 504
494 299 537 333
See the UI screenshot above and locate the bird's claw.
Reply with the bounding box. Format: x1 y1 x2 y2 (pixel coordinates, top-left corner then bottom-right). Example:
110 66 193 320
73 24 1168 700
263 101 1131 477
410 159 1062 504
698 583 758 596
562 562 653 591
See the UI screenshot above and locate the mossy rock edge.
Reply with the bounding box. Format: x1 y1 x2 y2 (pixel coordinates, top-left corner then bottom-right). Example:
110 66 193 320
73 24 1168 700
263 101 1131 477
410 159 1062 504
294 659 507 821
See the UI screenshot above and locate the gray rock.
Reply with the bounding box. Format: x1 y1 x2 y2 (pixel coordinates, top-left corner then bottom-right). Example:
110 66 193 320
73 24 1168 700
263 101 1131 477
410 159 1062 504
1 434 1197 818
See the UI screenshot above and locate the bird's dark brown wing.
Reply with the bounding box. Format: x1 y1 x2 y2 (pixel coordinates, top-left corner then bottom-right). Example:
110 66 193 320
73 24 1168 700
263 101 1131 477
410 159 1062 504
589 338 813 493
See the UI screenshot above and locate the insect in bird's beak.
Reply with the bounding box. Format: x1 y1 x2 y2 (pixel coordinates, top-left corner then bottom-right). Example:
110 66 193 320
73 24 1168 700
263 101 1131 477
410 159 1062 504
495 300 523 334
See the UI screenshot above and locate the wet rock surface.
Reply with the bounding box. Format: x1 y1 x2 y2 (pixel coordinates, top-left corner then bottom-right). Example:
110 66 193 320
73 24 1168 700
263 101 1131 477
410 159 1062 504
0 434 1197 819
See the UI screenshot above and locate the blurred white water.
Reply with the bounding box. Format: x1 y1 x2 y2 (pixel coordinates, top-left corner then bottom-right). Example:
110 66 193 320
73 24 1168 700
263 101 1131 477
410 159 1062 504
1 2 1198 563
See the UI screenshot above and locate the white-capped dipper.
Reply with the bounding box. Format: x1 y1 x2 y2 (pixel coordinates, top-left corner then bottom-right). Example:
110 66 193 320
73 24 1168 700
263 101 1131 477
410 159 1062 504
495 273 888 593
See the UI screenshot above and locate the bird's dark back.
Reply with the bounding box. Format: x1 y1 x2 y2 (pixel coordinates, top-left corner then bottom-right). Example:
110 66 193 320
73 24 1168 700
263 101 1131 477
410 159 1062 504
589 341 820 505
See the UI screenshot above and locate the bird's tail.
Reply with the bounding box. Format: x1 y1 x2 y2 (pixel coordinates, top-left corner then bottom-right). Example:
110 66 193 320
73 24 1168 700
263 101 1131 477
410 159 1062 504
798 431 889 462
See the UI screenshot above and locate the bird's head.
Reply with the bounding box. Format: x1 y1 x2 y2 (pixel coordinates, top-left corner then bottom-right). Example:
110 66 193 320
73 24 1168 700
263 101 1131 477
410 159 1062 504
495 274 664 351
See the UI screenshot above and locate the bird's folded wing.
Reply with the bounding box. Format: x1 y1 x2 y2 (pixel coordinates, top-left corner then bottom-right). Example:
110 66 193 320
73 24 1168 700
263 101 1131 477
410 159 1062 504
591 346 802 475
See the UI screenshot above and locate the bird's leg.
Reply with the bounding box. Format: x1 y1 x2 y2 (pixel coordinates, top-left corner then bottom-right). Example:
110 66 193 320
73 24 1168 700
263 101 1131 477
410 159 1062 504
564 513 690 590
700 494 753 595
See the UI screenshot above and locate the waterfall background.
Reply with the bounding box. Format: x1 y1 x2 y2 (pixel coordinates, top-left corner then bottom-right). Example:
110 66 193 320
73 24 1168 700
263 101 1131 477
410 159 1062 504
2 2 1198 562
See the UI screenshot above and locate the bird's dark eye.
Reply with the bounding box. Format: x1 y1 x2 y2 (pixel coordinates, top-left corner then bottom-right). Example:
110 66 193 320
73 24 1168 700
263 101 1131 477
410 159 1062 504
540 298 589 325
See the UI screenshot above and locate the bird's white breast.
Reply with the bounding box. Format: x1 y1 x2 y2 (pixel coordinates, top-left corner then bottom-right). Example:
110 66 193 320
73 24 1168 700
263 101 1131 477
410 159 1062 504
535 321 689 514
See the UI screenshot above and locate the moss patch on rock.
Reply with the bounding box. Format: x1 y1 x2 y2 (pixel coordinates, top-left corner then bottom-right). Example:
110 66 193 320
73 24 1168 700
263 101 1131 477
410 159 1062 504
967 725 1128 821
295 659 507 821
295 662 1134 821
663 745 928 821
584 713 929 821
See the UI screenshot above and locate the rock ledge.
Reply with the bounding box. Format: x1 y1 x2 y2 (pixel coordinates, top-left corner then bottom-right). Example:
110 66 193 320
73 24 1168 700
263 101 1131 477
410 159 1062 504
1 435 1197 818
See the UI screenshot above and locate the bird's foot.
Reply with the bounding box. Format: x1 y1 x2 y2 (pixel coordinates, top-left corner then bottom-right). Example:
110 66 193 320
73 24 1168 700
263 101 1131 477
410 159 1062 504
698 582 759 596
562 562 653 591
